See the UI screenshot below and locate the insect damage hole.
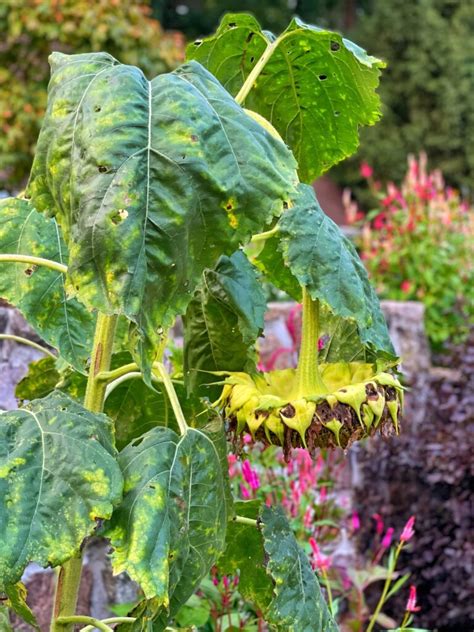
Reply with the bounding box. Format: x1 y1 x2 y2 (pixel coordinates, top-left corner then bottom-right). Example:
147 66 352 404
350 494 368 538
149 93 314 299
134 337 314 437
330 41 340 52
110 208 129 225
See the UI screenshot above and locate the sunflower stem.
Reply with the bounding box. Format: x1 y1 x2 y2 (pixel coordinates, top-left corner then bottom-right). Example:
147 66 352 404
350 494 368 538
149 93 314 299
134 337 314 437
296 289 327 397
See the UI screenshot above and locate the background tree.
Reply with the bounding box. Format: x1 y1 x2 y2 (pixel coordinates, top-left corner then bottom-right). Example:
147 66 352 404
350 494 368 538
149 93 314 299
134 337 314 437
0 0 184 192
337 0 474 197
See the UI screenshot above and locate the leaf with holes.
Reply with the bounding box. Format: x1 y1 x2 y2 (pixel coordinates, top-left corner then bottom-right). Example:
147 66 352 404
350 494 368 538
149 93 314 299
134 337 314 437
0 198 95 372
187 13 385 183
0 391 122 589
27 52 297 380
105 426 228 613
262 506 339 632
183 250 266 397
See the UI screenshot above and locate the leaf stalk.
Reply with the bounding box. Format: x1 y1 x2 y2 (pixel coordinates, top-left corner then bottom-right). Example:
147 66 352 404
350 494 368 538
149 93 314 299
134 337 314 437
0 253 67 274
235 34 288 105
0 334 56 358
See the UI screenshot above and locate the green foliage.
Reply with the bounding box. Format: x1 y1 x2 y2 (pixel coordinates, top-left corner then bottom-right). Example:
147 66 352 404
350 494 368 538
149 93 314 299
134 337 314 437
184 251 266 397
105 426 228 624
0 391 123 589
336 0 474 194
27 51 297 381
0 197 95 372
0 0 184 191
187 13 385 183
262 506 338 631
218 501 273 610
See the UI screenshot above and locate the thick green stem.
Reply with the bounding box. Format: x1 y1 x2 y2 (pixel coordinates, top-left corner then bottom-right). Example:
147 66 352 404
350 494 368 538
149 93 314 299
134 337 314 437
296 289 327 397
51 313 118 632
0 253 68 274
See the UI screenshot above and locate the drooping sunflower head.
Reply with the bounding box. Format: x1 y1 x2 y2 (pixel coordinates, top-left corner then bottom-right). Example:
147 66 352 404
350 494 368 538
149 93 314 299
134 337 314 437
214 363 403 460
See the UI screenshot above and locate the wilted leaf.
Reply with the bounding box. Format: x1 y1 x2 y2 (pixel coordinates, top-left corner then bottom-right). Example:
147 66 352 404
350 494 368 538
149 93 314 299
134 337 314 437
263 185 396 361
187 13 385 182
0 391 123 588
184 251 266 396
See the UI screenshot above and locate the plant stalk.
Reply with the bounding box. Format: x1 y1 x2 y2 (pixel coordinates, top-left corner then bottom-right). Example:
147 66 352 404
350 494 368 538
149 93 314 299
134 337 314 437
154 362 188 435
296 289 327 396
0 334 56 358
51 313 118 632
366 541 404 632
0 253 67 274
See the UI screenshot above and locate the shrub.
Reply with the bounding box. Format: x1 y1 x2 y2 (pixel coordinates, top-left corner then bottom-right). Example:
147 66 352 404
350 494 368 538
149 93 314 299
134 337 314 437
0 0 184 191
347 153 474 349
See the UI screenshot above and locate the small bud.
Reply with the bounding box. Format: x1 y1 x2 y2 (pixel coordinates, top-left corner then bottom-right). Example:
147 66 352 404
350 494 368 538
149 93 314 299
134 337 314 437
400 515 415 542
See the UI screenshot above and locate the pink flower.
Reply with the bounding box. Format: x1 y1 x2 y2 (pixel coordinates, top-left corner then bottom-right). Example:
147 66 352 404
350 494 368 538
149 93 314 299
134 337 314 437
319 486 327 503
360 162 373 179
240 483 251 499
304 506 313 529
351 511 360 531
406 584 421 612
400 516 415 542
242 433 253 445
381 527 394 549
400 280 412 293
373 212 386 229
242 460 260 490
309 537 332 572
372 513 384 535
222 575 230 589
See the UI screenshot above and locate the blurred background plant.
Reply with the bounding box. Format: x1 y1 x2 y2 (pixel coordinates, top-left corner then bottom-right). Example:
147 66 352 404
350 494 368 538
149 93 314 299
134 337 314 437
0 0 184 191
334 0 474 203
345 153 474 350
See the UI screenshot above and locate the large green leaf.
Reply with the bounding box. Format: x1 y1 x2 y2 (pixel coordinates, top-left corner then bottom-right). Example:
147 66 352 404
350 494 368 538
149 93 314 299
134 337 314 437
262 506 338 632
218 501 273 611
0 198 95 372
0 391 123 589
27 52 297 379
264 185 395 360
187 13 385 182
105 426 228 612
183 250 266 396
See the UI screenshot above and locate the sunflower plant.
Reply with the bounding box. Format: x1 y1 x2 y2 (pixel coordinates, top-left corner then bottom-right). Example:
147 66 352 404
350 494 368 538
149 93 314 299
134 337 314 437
0 12 401 632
